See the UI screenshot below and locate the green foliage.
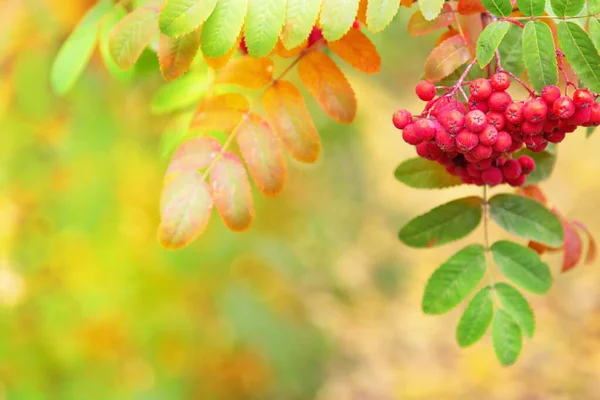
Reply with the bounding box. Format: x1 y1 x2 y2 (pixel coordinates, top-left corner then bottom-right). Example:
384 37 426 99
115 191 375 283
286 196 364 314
366 0 401 32
281 0 321 49
516 146 557 184
588 18 600 53
394 157 463 189
159 0 218 37
589 0 600 13
495 283 536 338
480 0 513 16
244 0 287 57
98 6 135 82
419 0 446 21
492 309 523 366
498 24 525 76
151 72 209 115
516 0 546 16
421 245 487 314
398 197 483 248
109 6 159 70
522 21 558 93
488 194 563 247
320 0 360 42
456 286 494 347
550 0 585 17
491 241 553 295
477 21 511 68
201 0 247 57
557 21 600 93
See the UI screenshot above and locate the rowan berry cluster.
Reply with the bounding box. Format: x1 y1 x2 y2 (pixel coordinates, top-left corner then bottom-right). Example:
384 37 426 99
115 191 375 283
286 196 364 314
393 73 600 186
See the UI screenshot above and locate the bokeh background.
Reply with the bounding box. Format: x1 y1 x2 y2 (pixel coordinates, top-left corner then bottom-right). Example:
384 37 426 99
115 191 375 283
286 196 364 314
3 1 600 399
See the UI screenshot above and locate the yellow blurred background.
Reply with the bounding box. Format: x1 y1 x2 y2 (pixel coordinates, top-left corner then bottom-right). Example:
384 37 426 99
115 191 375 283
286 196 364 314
2 1 600 399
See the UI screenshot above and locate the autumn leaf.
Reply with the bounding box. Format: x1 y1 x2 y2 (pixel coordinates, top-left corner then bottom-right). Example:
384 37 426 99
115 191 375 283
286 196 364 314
408 5 454 36
561 218 583 273
213 56 275 89
158 30 201 81
204 39 240 70
458 0 488 14
436 28 460 46
165 136 222 179
516 185 548 206
328 28 381 74
272 39 306 58
190 93 249 132
572 221 598 265
298 51 357 123
424 35 471 81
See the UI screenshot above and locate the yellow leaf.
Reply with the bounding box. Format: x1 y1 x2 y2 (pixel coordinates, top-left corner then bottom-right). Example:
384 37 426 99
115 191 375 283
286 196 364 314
213 56 274 89
165 136 222 179
272 39 306 58
158 30 202 81
298 51 357 124
261 80 321 163
328 28 381 74
204 37 240 70
190 93 249 132
424 35 471 81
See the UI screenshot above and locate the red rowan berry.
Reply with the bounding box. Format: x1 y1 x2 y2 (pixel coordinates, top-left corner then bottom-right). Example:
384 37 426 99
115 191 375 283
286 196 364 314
521 120 544 135
518 155 535 174
505 101 524 123
541 85 561 106
402 124 422 145
545 130 566 143
524 134 545 149
239 38 248 54
507 174 527 187
416 141 443 160
493 131 512 152
542 119 559 132
488 91 512 112
495 156 507 167
474 158 493 170
416 80 436 101
490 72 511 91
456 130 479 152
573 88 594 108
523 98 548 122
464 153 479 163
532 141 548 152
565 106 592 125
414 119 436 141
467 163 482 178
465 110 487 132
472 144 493 160
509 138 523 152
482 167 503 186
435 128 455 151
505 121 521 132
558 120 577 133
470 78 493 100
454 166 469 178
392 109 412 130
440 109 465 134
479 125 498 146
429 96 452 116
502 159 522 180
307 27 324 47
468 96 489 113
486 111 506 130
553 96 576 119
588 102 600 126
352 19 361 29
446 165 457 175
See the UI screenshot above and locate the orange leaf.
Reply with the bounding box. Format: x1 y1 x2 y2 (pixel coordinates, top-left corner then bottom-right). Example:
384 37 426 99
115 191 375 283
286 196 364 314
516 185 548 206
328 28 381 74
408 5 454 37
272 39 306 58
528 241 549 255
204 39 239 70
158 171 213 249
573 221 598 265
213 56 275 89
436 28 460 47
298 51 357 123
424 35 471 81
261 80 321 163
210 152 254 231
400 0 416 7
357 0 368 23
190 93 249 132
158 30 201 81
561 219 583 273
165 137 222 179
457 0 487 14
236 113 288 197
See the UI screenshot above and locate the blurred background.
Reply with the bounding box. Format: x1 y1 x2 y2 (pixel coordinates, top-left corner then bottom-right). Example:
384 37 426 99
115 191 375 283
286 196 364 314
2 0 600 399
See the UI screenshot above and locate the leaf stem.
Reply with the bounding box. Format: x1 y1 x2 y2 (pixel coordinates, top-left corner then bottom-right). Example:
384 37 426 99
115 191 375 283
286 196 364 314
507 13 598 21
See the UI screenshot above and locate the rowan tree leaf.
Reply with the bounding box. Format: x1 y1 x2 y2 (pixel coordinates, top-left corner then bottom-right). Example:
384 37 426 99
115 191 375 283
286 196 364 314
158 171 213 249
151 72 209 115
394 157 463 189
244 0 286 57
589 0 600 13
50 0 113 95
204 39 239 70
456 287 494 347
236 113 288 197
398 196 483 248
210 152 254 231
489 193 563 247
588 18 600 53
109 6 160 70
159 0 217 37
98 6 135 82
572 221 598 265
366 0 400 32
491 240 553 295
190 93 250 132
158 30 201 81
201 0 247 57
480 0 513 16
407 5 454 37
522 21 558 93
328 28 381 74
319 0 360 41
498 24 524 76
492 309 523 366
419 0 445 21
495 283 535 338
424 35 471 81
298 51 357 124
477 21 510 68
165 136 222 178
516 0 545 16
457 0 488 14
561 219 583 273
281 0 321 49
261 80 321 163
213 56 274 89
550 0 585 17
422 245 487 314
557 21 600 93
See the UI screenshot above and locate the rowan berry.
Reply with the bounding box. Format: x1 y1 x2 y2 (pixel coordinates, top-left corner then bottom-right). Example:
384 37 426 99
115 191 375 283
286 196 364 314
493 131 512 152
471 144 493 160
541 85 561 107
506 174 527 187
502 159 522 180
565 106 591 126
545 130 566 143
518 155 535 174
467 163 482 178
435 128 455 151
479 125 498 146
468 96 489 113
440 109 465 134
402 124 422 145
521 120 544 135
470 78 493 100
508 138 523 152
488 91 512 112
553 96 576 119
490 72 510 91
523 98 548 122
505 102 524 123
474 158 493 170
416 141 443 160
416 80 436 101
573 88 594 108
393 109 413 130
486 111 506 130
456 130 479 152
414 119 436 141
495 156 507 167
465 110 487 132
588 102 600 126
482 167 503 186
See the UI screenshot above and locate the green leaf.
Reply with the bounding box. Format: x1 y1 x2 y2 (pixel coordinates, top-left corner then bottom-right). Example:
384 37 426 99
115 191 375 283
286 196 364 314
557 21 600 93
244 0 286 57
50 0 113 95
366 0 400 32
480 0 513 16
394 158 463 189
488 193 563 247
516 0 546 16
587 125 597 137
320 0 360 41
588 18 600 53
589 0 600 14
109 6 160 70
498 24 524 76
456 287 494 347
477 21 511 68
515 146 557 184
522 21 558 93
495 283 536 338
398 196 482 248
98 6 135 82
201 0 248 57
419 0 445 21
151 73 209 115
492 309 523 366
159 0 218 37
491 240 553 295
422 245 487 315
550 0 585 16
281 0 321 49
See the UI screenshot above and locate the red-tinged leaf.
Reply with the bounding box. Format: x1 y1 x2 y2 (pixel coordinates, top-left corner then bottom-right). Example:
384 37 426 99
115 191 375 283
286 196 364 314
424 35 471 81
213 56 275 89
236 113 288 197
158 171 213 249
298 50 357 123
204 36 240 70
516 185 548 206
190 93 249 132
408 5 454 36
165 136 222 179
357 0 368 23
328 28 381 73
436 28 460 46
561 219 583 272
109 6 159 70
528 241 548 255
401 0 416 7
210 152 254 231
572 221 598 265
458 0 487 14
261 80 321 163
158 30 202 81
